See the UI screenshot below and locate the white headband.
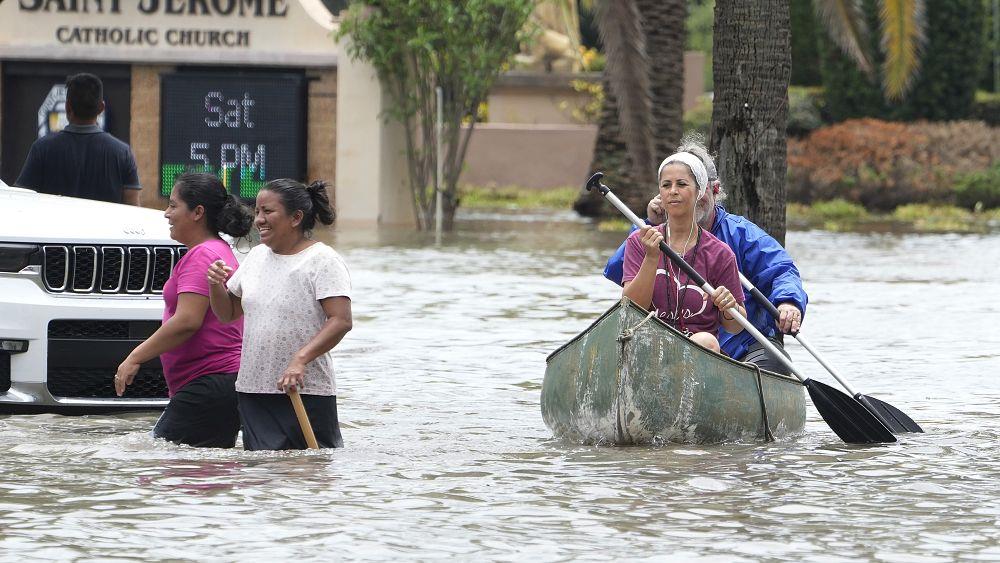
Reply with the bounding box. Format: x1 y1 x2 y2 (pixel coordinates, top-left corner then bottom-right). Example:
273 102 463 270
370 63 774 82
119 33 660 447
657 151 708 197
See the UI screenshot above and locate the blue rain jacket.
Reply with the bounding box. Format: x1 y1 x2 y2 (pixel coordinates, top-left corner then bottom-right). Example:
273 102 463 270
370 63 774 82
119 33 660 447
602 205 808 360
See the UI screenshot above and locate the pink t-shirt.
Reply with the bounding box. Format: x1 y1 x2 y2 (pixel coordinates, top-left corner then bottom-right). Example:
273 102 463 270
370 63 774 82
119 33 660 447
622 226 744 338
160 238 243 396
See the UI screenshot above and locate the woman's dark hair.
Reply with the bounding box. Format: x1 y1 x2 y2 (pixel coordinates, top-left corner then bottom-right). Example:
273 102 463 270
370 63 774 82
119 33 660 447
261 178 336 232
173 173 253 238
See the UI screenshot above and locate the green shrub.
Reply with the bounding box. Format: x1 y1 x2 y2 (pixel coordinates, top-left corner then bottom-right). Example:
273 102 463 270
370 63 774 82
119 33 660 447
788 118 1000 210
892 204 968 222
892 204 976 231
789 200 1000 232
597 218 630 232
790 0 822 86
809 199 870 222
820 0 985 122
685 0 715 91
682 94 713 137
971 91 1000 126
787 86 826 137
817 1 887 122
580 47 605 72
684 88 827 138
954 164 1000 210
459 185 577 209
894 0 985 121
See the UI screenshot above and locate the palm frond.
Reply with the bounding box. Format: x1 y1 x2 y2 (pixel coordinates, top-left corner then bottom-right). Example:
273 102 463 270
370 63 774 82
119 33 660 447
879 0 926 100
595 0 655 181
813 0 874 76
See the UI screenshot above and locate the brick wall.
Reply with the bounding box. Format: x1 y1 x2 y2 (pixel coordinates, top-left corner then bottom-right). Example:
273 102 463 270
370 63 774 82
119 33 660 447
307 67 337 205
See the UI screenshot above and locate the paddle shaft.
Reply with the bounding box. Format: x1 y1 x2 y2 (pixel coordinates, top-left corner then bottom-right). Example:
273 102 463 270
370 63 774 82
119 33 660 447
593 185 810 384
287 387 320 449
737 272 861 396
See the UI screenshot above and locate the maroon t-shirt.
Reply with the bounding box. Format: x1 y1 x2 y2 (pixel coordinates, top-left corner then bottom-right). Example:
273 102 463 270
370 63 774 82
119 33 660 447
622 226 744 337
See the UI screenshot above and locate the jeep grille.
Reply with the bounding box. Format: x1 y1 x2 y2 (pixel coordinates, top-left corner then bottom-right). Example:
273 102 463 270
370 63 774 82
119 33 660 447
42 245 186 294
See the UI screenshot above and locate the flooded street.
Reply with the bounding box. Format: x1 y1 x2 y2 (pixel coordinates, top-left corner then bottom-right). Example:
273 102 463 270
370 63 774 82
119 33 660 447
2 210 999 561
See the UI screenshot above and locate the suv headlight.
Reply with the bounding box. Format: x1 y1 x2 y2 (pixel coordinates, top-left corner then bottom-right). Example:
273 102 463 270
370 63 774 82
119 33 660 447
0 243 40 272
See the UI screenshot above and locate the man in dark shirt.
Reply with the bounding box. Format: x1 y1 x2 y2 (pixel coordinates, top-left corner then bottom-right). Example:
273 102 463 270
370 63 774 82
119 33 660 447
16 73 141 206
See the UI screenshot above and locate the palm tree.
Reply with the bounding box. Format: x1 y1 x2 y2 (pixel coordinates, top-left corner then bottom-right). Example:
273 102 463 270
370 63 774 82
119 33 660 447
813 0 927 100
640 0 686 160
710 0 792 244
574 0 686 217
711 0 926 242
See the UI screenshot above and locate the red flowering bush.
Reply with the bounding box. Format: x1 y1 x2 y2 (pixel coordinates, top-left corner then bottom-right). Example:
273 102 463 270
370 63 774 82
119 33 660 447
787 119 1000 210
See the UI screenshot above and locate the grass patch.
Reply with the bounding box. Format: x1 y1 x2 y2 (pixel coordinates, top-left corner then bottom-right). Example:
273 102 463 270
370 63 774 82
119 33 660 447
597 218 631 232
810 199 870 222
457 184 1000 234
787 199 871 231
891 204 977 232
790 200 999 233
460 185 578 209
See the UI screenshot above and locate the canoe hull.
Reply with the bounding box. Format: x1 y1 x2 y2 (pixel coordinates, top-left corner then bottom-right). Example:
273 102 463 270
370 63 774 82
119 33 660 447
542 298 807 445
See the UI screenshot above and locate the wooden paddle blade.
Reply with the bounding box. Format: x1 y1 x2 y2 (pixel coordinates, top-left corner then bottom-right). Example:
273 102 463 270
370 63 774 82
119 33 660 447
806 379 897 444
863 395 924 433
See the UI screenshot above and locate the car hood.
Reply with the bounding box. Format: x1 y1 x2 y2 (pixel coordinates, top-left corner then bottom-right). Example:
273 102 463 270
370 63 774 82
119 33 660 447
0 185 175 245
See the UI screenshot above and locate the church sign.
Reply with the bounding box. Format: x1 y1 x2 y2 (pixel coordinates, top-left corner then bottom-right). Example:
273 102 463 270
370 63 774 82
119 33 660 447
0 0 339 66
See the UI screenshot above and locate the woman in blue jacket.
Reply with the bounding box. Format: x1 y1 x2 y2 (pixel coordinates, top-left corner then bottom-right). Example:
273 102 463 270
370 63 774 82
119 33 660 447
604 141 808 374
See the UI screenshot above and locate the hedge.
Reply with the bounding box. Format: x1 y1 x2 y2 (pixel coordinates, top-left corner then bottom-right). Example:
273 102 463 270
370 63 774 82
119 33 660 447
787 118 1000 210
820 0 985 122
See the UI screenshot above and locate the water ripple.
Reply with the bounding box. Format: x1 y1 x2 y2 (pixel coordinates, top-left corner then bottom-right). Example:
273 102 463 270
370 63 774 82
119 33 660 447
1 220 999 560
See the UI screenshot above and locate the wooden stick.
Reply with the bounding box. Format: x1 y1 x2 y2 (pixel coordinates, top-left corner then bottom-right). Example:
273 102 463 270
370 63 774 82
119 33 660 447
287 387 319 449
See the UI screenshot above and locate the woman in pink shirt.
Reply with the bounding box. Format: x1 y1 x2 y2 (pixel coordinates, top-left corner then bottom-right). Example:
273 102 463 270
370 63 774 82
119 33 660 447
114 173 251 448
622 147 747 354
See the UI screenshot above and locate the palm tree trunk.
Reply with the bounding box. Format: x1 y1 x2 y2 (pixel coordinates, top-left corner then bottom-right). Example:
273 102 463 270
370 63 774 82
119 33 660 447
710 0 791 244
640 0 686 160
575 0 686 218
574 70 641 217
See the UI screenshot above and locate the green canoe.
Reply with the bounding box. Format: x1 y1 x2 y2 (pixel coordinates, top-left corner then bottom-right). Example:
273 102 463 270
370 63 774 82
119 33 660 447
541 298 807 445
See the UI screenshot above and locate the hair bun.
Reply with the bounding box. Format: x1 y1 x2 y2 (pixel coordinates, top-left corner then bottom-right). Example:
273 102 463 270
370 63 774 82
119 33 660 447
306 180 328 198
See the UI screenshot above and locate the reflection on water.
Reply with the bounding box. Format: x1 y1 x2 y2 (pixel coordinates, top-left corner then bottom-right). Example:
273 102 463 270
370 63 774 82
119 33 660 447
2 210 999 560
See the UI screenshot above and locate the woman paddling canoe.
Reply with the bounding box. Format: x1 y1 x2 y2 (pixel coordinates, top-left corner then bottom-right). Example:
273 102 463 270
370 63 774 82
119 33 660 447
607 139 808 371
621 144 746 354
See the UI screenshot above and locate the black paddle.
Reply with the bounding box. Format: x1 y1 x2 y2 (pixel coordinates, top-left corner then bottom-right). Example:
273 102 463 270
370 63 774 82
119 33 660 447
586 172 897 444
738 273 923 433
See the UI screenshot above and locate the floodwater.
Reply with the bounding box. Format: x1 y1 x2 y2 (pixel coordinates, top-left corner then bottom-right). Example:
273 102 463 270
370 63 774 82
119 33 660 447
2 210 999 561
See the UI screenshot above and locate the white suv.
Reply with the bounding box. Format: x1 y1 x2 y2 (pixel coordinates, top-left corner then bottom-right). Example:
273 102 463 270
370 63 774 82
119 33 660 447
0 180 179 412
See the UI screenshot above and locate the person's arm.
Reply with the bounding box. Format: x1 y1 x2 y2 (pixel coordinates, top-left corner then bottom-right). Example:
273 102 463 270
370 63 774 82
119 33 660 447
276 296 353 391
207 259 244 323
775 302 802 334
121 148 141 206
114 293 208 396
714 286 747 334
621 227 663 310
712 249 746 335
15 143 44 190
603 240 628 286
122 189 141 206
604 195 664 286
733 220 808 333
646 194 665 225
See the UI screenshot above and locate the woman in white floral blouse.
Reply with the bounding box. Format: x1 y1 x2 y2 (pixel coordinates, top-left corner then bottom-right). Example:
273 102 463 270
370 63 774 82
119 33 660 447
207 178 353 450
